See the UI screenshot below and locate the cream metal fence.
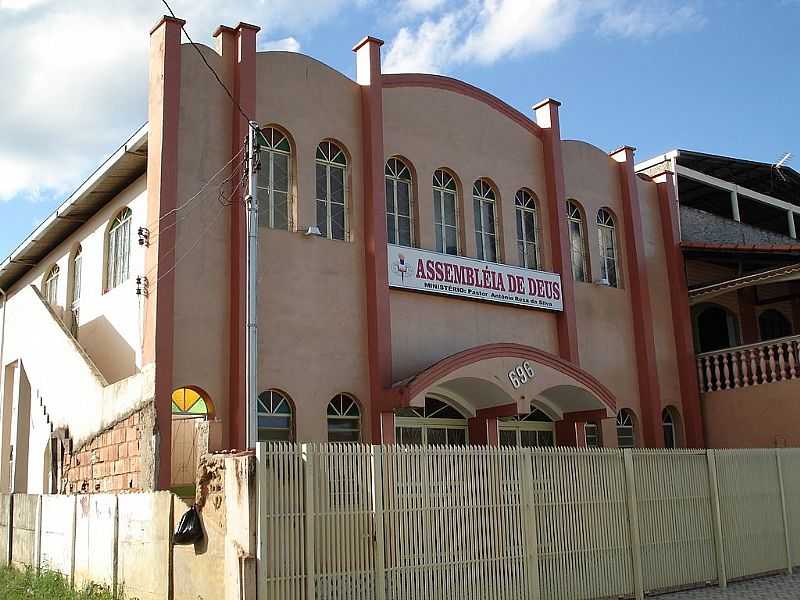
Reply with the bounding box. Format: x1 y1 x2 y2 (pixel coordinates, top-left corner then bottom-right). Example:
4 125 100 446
256 444 800 600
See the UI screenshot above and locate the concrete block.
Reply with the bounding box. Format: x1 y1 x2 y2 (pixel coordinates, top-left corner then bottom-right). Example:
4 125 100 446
11 494 39 569
117 492 172 600
40 495 76 579
74 494 117 590
0 494 11 566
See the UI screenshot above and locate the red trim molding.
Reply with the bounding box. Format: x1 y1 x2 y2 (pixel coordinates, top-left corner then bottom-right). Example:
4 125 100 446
385 342 617 413
383 74 543 140
612 147 663 447
654 172 705 447
146 16 183 489
228 23 259 450
534 99 579 363
355 39 393 444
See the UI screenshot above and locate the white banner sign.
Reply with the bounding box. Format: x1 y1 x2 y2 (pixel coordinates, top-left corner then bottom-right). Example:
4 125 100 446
387 245 563 312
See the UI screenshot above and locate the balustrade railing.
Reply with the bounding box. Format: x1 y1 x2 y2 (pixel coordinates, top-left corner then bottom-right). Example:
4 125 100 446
696 334 800 393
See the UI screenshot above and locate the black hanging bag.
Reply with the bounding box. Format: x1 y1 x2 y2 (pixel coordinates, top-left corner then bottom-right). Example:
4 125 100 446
174 504 204 545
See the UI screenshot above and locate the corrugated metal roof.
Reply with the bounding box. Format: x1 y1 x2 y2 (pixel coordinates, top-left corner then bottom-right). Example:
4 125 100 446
0 124 148 292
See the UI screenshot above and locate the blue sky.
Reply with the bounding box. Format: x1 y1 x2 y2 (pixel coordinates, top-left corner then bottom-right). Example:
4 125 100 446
1 0 798 260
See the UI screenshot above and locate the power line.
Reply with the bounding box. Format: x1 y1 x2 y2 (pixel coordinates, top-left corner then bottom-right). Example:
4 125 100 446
160 0 254 126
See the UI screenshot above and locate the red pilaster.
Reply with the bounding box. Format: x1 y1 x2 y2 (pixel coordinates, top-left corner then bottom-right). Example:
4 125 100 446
533 99 579 364
611 147 663 448
738 287 760 344
653 171 705 448
228 23 259 450
146 15 184 489
555 410 605 447
792 282 800 331
353 37 393 444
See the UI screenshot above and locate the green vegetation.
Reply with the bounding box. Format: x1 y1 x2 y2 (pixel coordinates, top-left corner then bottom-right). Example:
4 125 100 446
0 566 117 599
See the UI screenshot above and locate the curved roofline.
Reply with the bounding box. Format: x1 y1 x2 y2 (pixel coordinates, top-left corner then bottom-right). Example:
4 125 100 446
256 50 358 86
386 342 616 413
383 74 543 140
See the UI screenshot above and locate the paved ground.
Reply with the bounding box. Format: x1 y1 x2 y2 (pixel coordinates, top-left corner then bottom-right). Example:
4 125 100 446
662 573 800 598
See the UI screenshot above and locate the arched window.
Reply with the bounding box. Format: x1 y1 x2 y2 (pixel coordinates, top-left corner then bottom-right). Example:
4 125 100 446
70 247 82 337
257 127 292 230
584 422 602 448
515 189 540 269
385 158 413 247
616 409 636 448
395 397 467 446
315 141 348 241
107 208 132 290
257 390 294 442
597 208 619 287
759 309 792 341
662 407 680 449
694 304 740 353
43 265 60 306
433 169 459 255
473 179 498 262
171 387 215 418
567 200 588 282
498 408 554 448
327 394 361 443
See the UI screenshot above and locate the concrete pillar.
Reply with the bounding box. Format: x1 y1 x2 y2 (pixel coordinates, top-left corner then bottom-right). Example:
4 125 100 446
789 211 797 239
731 190 741 222
738 287 760 344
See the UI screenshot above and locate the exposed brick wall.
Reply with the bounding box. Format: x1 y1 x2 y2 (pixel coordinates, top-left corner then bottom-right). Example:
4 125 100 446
62 404 154 494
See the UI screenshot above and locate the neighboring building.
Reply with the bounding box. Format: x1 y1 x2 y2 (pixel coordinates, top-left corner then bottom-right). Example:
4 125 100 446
637 150 800 448
0 16 706 495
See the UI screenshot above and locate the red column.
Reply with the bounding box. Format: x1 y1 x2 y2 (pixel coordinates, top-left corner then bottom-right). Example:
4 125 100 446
353 37 393 444
610 147 663 448
653 171 705 448
738 287 760 344
792 283 800 333
555 410 605 447
146 15 184 489
228 23 259 450
533 99 579 364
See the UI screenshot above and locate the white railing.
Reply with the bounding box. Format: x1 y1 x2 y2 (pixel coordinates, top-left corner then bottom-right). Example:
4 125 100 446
696 334 800 393
257 443 800 600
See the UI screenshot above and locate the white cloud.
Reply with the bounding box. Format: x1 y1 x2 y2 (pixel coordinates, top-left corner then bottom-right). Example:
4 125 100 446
401 0 448 13
0 0 354 204
383 0 704 73
258 36 301 52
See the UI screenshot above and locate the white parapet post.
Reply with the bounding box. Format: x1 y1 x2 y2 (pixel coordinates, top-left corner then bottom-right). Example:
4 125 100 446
706 450 727 588
788 211 797 239
731 189 741 222
776 449 793 574
622 449 644 600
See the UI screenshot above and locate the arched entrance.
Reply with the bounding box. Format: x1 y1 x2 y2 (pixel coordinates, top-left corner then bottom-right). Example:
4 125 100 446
382 343 617 447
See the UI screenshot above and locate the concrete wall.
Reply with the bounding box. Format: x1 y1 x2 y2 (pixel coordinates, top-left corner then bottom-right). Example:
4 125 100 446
11 493 39 569
703 379 800 448
74 494 117 589
40 495 76 577
0 494 9 566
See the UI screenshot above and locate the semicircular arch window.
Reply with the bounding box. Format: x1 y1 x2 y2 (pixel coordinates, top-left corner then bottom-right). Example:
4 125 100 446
171 387 215 417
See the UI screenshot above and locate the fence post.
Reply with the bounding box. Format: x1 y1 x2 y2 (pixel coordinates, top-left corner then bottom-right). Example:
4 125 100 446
4 494 11 567
706 450 727 589
255 443 266 599
622 449 644 600
34 494 42 572
519 449 541 600
302 444 316 600
776 449 793 575
371 446 387 600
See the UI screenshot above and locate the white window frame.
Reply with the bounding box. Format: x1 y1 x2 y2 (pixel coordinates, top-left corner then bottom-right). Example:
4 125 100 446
70 247 82 337
616 410 636 448
662 409 676 449
385 158 414 247
257 127 293 230
43 265 60 306
327 393 361 443
315 141 348 241
106 208 132 291
498 409 555 448
473 179 498 262
433 169 459 256
515 189 540 269
395 397 468 446
584 422 602 448
567 200 588 282
597 208 619 288
257 389 294 442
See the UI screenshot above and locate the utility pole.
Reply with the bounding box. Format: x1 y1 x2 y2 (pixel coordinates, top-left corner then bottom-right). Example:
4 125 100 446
245 121 260 448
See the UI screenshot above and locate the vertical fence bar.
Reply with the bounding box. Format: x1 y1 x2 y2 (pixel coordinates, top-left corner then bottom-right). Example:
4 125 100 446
519 449 541 600
255 443 267 598
776 449 793 575
34 494 42 572
706 450 727 589
302 444 316 600
372 446 387 600
622 449 644 600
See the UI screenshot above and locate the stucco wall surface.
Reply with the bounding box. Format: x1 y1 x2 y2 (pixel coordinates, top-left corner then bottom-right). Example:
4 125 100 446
703 379 800 448
40 494 76 577
74 494 116 589
10 493 38 569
